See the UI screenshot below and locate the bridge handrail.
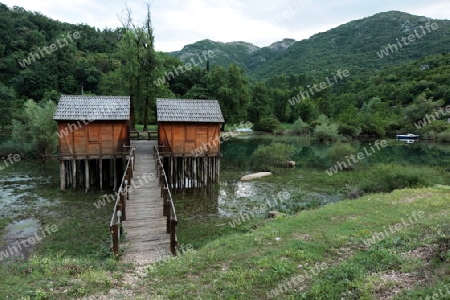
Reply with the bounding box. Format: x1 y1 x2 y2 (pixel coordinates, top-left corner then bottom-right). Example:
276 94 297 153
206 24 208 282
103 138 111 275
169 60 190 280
109 146 135 256
154 145 178 255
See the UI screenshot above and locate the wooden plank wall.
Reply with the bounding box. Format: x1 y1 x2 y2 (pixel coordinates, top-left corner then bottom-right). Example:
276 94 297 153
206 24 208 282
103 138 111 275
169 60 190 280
57 121 129 156
158 122 221 156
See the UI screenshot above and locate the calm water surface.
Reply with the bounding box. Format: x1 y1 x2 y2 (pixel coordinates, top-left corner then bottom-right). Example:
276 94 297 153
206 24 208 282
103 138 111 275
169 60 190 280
174 137 450 220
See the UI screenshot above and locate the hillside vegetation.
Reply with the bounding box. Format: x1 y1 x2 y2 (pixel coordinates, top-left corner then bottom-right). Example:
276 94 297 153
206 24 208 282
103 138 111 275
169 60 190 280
1 5 450 145
170 11 450 80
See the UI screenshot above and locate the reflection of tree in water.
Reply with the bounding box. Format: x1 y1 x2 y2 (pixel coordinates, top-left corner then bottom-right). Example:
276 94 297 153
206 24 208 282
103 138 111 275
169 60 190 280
366 141 450 166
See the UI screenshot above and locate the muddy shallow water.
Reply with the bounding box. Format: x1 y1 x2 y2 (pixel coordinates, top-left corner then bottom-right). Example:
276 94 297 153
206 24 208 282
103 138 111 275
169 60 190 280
0 174 58 261
0 174 57 219
1 218 41 261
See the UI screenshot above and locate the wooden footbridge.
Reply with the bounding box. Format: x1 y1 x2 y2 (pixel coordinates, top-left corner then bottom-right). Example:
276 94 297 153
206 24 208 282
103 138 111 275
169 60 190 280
52 96 225 264
109 140 178 264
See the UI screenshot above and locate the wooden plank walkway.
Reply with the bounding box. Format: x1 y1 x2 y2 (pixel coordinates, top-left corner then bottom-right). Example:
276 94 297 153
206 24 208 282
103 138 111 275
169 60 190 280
121 140 172 265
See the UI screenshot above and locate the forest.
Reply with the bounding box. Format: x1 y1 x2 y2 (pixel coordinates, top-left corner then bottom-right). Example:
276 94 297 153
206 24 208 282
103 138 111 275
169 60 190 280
1 3 450 155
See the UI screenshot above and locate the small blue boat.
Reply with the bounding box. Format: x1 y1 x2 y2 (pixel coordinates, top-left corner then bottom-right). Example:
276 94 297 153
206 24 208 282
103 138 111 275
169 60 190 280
396 133 419 140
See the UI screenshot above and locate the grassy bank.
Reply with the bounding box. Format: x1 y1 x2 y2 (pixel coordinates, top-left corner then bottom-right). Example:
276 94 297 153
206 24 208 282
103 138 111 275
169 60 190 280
0 149 449 299
144 185 449 299
0 160 131 299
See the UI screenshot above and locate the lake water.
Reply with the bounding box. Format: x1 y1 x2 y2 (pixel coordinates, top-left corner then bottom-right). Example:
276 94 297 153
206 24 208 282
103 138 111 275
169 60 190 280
1 137 449 224
173 137 450 220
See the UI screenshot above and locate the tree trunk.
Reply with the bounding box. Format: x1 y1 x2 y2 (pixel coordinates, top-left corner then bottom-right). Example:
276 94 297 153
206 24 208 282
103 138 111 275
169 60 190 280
143 94 149 131
129 92 136 131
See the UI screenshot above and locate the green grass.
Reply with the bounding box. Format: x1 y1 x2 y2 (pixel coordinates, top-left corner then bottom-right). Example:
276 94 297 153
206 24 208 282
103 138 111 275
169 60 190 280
143 186 450 299
1 154 449 299
134 124 157 131
0 160 131 299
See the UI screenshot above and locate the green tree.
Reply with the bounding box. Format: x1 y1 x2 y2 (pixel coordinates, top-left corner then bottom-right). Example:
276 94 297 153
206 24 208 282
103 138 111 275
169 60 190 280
313 114 341 143
271 88 290 122
0 82 16 131
251 142 295 169
403 92 444 124
291 117 310 135
208 64 250 123
248 82 272 124
12 99 57 156
115 4 168 130
254 116 281 133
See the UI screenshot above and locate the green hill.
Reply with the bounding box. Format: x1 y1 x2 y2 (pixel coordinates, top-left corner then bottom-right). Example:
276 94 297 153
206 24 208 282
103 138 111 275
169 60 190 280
168 11 450 80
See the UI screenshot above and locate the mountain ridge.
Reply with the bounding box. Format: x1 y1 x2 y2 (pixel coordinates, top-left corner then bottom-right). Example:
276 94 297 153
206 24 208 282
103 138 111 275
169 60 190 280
166 11 450 80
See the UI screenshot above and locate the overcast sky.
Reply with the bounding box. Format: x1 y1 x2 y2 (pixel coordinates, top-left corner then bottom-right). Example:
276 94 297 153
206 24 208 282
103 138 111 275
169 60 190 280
2 0 450 52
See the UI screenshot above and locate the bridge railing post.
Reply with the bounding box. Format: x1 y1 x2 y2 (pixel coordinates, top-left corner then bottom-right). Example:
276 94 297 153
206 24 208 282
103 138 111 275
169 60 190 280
153 145 178 256
163 187 168 217
132 147 136 171
110 224 119 256
120 191 126 221
170 218 177 255
166 201 171 234
128 160 133 179
116 203 123 237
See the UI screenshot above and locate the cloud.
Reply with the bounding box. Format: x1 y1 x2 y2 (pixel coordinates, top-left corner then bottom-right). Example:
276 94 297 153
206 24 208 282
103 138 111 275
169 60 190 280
2 0 450 51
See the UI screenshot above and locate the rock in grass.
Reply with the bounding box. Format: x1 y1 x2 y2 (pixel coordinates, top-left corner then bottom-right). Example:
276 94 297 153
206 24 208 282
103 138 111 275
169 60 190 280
240 172 272 181
268 211 280 218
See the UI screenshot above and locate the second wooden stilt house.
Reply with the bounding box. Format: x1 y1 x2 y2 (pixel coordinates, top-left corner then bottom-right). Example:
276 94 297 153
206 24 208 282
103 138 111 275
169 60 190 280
156 98 225 190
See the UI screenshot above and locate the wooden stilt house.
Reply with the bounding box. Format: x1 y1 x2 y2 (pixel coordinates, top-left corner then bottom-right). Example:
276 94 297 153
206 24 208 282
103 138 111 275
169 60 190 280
53 95 131 191
156 98 224 190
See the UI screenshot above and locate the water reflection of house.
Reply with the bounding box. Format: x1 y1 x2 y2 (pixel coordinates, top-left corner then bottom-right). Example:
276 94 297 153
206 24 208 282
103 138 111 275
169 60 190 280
156 98 224 191
53 95 130 191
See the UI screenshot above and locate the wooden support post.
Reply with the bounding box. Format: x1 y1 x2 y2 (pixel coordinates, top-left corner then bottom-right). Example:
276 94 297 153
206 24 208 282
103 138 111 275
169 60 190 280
113 158 117 191
85 159 89 192
217 156 220 183
72 159 76 189
170 218 177 256
99 159 103 191
110 224 119 256
60 160 66 190
170 157 174 189
181 158 185 190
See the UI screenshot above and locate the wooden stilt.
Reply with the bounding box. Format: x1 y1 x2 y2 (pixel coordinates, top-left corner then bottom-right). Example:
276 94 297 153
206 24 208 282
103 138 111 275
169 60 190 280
85 159 89 192
113 158 117 191
60 160 66 190
72 159 76 189
99 159 103 191
66 161 71 187
217 156 220 183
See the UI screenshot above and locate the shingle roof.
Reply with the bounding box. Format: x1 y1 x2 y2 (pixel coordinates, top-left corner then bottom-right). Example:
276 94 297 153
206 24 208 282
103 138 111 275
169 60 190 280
156 98 225 123
53 95 130 120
